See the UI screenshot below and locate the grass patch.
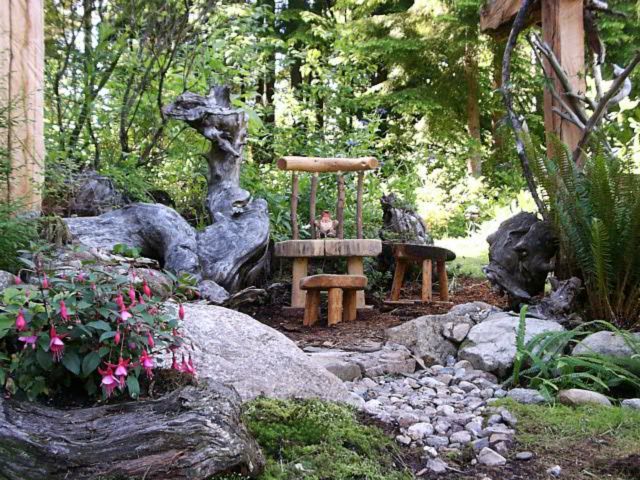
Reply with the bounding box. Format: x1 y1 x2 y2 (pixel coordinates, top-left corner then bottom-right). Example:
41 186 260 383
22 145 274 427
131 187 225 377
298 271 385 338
217 398 412 480
493 399 640 479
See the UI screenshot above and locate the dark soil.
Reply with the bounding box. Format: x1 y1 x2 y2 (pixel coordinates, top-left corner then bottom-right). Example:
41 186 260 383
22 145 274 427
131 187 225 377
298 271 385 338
249 277 507 350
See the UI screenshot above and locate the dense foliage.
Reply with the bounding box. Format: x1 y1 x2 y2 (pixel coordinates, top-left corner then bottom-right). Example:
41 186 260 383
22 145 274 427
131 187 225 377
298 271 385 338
0 250 197 401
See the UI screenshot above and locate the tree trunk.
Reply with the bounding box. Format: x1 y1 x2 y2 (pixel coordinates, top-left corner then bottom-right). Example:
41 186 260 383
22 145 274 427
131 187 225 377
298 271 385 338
0 381 264 480
464 48 482 178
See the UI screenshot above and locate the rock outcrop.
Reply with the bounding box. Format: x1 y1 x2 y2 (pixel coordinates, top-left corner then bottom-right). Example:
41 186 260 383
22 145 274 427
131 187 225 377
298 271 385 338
173 303 354 404
459 312 564 376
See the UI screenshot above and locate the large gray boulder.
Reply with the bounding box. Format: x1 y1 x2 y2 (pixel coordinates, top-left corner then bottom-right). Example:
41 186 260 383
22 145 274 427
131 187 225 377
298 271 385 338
557 389 611 407
175 304 354 404
459 312 564 376
386 314 464 366
572 331 640 357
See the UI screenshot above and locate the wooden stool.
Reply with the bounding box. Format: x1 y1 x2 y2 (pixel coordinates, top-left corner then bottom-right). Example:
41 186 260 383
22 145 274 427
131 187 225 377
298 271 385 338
300 274 367 326
388 244 456 303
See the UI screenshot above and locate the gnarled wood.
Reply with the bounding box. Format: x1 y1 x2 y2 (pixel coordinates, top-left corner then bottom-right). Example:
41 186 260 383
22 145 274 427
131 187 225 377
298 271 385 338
480 0 541 36
0 381 264 480
277 156 379 172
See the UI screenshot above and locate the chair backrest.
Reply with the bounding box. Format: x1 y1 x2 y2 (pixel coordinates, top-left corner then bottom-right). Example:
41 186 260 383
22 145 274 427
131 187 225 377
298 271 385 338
277 156 379 240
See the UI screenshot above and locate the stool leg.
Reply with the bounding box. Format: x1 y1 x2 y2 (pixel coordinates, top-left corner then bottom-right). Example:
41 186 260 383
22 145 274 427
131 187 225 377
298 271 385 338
390 259 407 301
291 258 308 308
303 290 320 326
421 259 433 302
327 288 343 326
343 290 358 322
437 260 449 301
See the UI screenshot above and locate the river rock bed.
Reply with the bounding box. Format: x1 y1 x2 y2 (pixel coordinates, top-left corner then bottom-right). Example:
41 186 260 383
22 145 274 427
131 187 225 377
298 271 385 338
345 358 520 473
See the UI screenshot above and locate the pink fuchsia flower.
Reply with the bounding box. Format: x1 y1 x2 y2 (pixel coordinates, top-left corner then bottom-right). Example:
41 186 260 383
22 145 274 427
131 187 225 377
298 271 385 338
142 280 152 298
182 355 196 375
171 354 181 371
49 326 67 362
178 304 185 321
18 335 38 350
59 300 69 322
115 293 125 310
147 332 154 349
42 275 49 289
14 276 22 285
138 293 145 305
114 328 121 345
112 357 130 387
15 310 27 331
98 365 118 398
139 349 154 378
128 286 136 305
76 272 85 282
120 308 132 322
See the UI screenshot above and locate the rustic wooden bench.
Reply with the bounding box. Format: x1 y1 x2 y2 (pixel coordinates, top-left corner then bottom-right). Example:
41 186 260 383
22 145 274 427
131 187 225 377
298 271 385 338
300 274 367 326
388 244 456 303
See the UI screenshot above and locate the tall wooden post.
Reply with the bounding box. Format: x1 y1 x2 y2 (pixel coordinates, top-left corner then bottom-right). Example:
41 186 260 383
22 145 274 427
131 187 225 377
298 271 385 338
541 0 585 153
480 0 586 154
0 0 45 212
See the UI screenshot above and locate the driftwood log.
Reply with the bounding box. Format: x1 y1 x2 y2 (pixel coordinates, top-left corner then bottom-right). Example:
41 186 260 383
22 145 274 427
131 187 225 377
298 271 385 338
0 381 264 480
484 212 558 308
379 194 432 245
65 86 270 294
528 276 583 324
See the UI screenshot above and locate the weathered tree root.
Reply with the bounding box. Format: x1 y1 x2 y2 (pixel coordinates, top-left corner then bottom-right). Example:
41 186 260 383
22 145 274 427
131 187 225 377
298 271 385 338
0 381 264 480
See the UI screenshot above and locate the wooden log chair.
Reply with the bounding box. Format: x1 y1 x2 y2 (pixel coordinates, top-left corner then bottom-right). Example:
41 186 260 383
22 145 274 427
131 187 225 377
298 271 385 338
300 274 367 326
273 155 382 319
388 244 456 303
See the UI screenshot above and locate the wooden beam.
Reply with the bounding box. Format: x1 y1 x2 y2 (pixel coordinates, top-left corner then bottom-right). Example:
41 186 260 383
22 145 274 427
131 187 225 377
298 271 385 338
277 156 379 173
542 0 585 153
309 173 318 239
480 0 541 36
356 171 364 239
291 173 299 240
0 0 45 212
336 174 345 239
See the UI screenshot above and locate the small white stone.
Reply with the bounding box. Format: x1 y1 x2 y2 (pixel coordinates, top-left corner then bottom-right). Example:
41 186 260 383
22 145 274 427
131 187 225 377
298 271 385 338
449 430 472 444
547 465 562 477
396 434 412 445
477 447 507 466
426 457 448 473
407 422 434 440
422 446 438 458
622 398 640 409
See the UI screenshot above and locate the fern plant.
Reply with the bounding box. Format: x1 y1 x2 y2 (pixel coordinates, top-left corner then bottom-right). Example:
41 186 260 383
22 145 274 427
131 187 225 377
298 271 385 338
532 138 640 327
506 320 640 399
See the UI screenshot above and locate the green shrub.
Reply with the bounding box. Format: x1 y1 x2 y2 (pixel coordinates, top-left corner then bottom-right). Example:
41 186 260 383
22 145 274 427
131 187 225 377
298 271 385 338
0 248 198 401
0 203 38 273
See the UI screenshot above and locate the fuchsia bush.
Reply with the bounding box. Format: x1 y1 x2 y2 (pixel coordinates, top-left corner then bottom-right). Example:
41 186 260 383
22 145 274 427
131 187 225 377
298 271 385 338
0 254 198 401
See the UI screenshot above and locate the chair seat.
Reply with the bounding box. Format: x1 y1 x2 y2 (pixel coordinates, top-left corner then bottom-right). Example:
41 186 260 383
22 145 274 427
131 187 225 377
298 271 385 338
300 274 367 290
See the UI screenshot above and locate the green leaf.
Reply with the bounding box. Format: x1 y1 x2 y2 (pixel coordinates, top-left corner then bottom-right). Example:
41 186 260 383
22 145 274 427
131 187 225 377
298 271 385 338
99 331 117 342
36 348 53 370
127 375 140 398
86 320 112 331
82 352 102 377
62 351 81 375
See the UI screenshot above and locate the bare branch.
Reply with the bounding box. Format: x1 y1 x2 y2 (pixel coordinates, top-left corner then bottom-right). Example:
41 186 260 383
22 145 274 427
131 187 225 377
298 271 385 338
501 0 548 219
553 108 585 129
574 52 640 166
530 34 589 124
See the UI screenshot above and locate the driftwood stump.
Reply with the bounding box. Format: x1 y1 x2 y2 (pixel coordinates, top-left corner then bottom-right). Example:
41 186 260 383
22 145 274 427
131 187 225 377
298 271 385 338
484 212 558 307
64 86 270 294
0 381 264 480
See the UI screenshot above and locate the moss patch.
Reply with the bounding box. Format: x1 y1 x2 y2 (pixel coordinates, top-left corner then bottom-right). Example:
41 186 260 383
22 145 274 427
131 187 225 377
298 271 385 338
217 398 412 480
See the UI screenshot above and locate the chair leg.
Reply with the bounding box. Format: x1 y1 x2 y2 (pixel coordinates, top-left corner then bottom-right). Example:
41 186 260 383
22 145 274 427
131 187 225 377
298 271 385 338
343 290 358 322
390 259 407 301
421 259 433 302
303 290 320 326
327 288 343 326
437 260 449 301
